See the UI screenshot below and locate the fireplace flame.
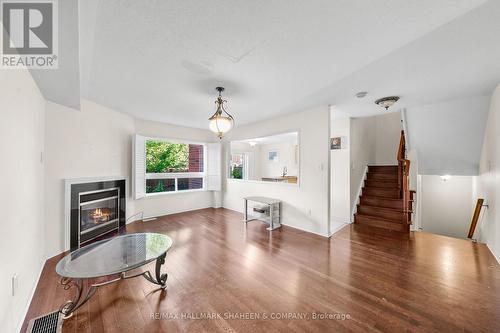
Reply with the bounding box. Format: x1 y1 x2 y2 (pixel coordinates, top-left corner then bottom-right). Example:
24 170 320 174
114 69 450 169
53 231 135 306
93 208 103 217
91 208 110 223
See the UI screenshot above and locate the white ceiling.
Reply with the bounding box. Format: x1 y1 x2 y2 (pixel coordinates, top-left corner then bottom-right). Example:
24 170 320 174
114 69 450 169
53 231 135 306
78 0 490 129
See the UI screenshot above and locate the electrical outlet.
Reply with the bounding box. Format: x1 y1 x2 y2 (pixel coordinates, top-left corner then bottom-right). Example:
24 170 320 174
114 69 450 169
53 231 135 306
11 274 18 296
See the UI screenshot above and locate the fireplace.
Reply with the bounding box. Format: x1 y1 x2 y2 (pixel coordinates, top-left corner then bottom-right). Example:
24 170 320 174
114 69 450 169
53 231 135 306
66 178 126 250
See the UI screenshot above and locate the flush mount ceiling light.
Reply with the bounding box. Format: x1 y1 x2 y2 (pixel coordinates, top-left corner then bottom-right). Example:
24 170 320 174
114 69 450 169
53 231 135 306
208 87 234 139
248 141 258 147
375 96 400 110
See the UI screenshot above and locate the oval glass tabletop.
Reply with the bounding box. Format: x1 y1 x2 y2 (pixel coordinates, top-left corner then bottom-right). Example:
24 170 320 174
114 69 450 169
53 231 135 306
56 233 173 279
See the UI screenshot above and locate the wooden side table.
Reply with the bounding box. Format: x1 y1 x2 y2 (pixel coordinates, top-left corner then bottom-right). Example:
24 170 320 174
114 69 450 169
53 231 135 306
243 196 282 231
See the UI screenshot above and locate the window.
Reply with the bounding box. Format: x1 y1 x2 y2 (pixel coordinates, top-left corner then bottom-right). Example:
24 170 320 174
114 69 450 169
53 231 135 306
145 139 205 194
134 135 221 199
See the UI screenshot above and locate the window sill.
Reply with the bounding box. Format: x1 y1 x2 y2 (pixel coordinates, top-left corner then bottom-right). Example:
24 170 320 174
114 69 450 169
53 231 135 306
145 188 207 198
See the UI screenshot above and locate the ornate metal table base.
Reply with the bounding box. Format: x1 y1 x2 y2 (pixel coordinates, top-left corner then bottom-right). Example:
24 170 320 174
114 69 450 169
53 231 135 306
59 253 168 319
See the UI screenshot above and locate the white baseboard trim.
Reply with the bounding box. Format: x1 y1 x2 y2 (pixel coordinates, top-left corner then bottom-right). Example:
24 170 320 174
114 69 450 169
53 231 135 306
351 165 368 222
17 256 46 333
487 243 500 265
329 223 349 237
282 222 330 238
138 205 214 222
221 206 330 238
126 211 144 224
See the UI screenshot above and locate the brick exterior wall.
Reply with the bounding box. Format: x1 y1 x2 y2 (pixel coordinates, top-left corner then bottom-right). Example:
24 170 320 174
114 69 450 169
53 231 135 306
187 144 204 189
188 144 203 172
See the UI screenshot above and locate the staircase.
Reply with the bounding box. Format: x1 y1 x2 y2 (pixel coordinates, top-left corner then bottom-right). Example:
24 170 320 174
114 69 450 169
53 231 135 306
354 131 414 233
355 166 413 232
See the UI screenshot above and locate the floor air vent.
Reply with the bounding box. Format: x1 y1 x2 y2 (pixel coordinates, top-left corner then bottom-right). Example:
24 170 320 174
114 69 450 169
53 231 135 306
26 311 62 333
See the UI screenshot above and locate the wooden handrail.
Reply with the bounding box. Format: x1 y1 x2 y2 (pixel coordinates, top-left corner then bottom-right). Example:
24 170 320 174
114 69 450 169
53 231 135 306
397 130 411 225
467 199 485 239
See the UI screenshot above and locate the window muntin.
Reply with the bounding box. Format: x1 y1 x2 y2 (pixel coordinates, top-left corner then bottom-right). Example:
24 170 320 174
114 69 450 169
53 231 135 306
146 179 175 194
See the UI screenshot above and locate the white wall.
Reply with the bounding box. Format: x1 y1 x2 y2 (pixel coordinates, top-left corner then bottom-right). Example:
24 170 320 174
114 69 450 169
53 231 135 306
350 115 375 213
374 111 402 165
350 112 401 213
44 101 218 257
0 68 46 332
477 84 500 262
420 175 473 239
222 106 330 236
330 116 350 224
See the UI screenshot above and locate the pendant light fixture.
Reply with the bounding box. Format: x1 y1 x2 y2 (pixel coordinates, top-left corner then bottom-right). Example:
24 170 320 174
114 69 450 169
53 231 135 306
208 87 234 139
375 96 400 110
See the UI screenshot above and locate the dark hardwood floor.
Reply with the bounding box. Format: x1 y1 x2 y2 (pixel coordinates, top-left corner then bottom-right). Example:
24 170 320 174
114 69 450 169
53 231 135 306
22 208 500 332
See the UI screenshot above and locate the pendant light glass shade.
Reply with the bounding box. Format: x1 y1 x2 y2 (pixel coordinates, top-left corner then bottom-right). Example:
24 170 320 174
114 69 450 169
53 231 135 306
208 87 234 139
209 114 233 135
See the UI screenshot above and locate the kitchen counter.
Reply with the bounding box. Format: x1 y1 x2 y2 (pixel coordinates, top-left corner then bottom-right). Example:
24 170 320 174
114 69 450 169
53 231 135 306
261 176 298 184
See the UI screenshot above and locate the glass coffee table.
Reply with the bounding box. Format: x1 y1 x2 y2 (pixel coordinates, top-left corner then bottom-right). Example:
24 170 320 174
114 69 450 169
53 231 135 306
56 232 173 319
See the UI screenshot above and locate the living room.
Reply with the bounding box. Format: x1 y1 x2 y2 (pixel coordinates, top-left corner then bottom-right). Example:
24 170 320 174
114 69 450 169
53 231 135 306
2 1 500 332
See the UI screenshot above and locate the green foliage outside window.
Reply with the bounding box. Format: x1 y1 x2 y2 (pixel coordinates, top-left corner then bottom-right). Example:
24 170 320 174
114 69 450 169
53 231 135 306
231 167 243 179
146 140 189 173
147 181 165 193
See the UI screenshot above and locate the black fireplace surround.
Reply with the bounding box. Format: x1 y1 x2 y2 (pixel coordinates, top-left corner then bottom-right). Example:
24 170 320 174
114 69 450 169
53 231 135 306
70 179 126 250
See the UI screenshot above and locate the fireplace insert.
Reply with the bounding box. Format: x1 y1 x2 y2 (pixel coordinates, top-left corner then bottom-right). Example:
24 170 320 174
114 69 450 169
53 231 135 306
79 188 120 245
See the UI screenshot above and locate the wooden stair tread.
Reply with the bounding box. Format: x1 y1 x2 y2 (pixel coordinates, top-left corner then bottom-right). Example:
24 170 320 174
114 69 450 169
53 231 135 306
356 204 404 213
360 195 403 202
355 213 403 224
368 171 398 175
364 180 399 184
364 183 399 187
367 174 399 180
354 214 408 232
365 179 398 182
361 186 401 196
355 212 400 222
352 223 410 235
367 165 398 169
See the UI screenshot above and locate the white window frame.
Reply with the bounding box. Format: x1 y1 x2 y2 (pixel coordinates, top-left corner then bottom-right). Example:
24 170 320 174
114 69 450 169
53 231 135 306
144 136 207 196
